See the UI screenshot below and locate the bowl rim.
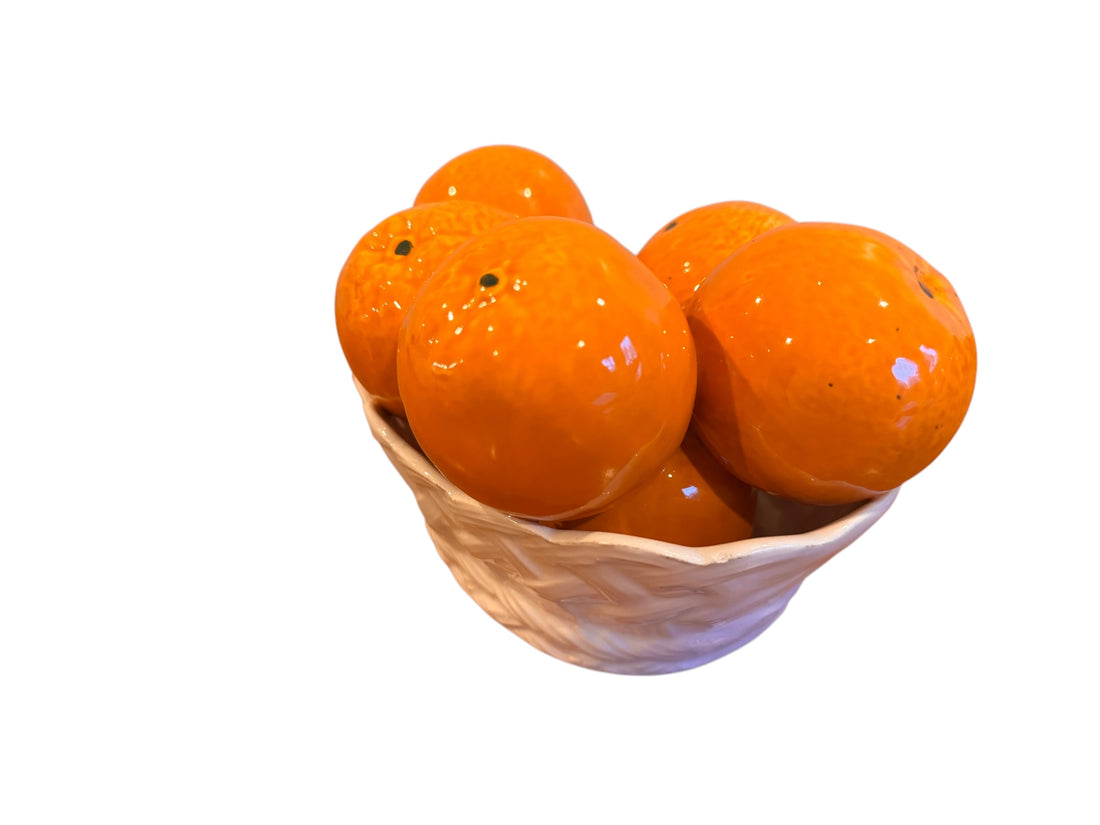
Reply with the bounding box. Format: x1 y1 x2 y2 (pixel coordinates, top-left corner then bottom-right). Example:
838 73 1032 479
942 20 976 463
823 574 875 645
357 376 899 568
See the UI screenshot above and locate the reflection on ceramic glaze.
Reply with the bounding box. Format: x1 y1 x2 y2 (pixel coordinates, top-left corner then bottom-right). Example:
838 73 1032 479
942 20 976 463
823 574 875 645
920 344 938 371
681 485 700 499
892 356 919 387
620 335 638 365
601 356 616 373
593 392 616 406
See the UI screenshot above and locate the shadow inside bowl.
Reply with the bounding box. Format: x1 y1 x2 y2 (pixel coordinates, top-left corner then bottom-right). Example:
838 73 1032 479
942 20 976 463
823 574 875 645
753 491 866 538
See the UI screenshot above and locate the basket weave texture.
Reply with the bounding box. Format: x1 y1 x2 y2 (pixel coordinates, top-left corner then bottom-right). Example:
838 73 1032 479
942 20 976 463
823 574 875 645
356 378 897 675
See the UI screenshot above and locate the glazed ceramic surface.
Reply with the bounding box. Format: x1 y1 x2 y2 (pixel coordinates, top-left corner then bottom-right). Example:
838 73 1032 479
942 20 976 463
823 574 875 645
354 377 897 675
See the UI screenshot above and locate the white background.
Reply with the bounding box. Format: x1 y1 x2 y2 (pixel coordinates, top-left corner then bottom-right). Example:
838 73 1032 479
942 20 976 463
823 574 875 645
2 1 1097 822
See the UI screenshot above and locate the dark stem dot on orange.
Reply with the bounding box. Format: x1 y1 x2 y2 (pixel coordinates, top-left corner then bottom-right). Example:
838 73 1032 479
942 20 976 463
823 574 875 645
479 272 499 288
664 221 678 232
919 279 935 299
394 240 413 256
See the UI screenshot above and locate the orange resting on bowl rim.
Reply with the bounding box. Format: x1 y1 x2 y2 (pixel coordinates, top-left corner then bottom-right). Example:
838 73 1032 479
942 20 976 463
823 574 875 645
396 216 697 522
333 200 516 416
687 221 977 505
414 144 593 223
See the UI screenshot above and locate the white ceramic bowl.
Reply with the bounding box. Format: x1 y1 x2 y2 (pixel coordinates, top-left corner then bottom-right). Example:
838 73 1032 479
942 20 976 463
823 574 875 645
355 378 898 675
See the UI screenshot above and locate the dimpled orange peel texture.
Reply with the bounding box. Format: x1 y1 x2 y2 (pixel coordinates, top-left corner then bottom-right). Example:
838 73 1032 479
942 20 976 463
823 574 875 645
562 429 755 547
688 222 977 505
414 144 593 223
638 201 794 308
396 216 697 522
334 200 517 415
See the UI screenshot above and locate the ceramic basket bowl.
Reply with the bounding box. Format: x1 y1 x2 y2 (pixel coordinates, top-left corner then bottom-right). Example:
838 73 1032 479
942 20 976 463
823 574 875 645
355 378 897 675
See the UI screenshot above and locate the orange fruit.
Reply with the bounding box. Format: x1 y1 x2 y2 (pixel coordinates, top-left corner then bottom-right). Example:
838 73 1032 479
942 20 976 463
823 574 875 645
562 429 755 547
334 200 516 415
414 144 593 223
396 216 697 521
637 201 794 308
688 222 977 505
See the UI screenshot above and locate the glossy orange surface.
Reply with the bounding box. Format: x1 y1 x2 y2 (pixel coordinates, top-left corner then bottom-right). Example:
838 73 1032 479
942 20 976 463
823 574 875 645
562 429 755 546
396 217 697 521
334 200 516 415
414 145 593 223
688 222 977 505
637 201 793 308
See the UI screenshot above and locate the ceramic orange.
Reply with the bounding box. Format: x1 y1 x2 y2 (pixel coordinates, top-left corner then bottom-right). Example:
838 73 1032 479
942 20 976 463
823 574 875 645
562 429 755 546
688 222 977 505
638 201 794 307
334 200 516 415
396 216 696 521
414 145 593 223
